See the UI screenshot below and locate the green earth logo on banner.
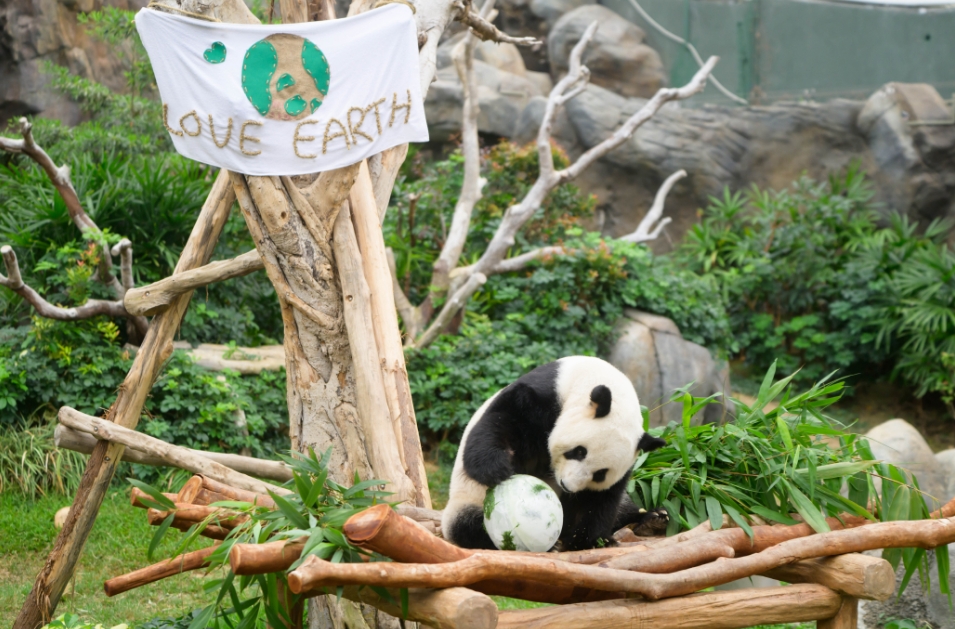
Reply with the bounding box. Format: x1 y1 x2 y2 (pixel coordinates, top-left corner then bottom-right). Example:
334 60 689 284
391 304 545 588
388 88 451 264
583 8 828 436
241 34 330 121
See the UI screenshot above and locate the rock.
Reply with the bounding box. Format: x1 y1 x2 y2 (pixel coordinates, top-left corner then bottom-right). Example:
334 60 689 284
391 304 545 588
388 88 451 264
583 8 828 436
607 308 733 428
858 83 955 223
1 0 146 123
493 0 551 72
937 448 955 504
548 5 665 99
436 35 528 77
860 546 955 629
425 61 545 141
529 0 594 28
865 419 949 510
524 70 553 97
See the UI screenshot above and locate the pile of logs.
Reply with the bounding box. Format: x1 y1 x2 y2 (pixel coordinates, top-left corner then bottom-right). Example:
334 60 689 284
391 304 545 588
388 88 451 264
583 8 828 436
105 472 955 629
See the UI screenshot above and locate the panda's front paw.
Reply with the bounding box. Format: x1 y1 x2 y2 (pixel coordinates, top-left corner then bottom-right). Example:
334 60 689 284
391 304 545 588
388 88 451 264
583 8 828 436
628 507 669 537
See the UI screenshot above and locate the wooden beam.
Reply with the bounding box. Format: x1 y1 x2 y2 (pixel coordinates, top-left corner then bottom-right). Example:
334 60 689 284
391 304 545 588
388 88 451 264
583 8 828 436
764 554 894 601
15 170 236 629
495 584 842 629
307 585 498 629
55 425 293 482
58 406 291 497
817 596 858 629
104 545 218 597
124 250 264 316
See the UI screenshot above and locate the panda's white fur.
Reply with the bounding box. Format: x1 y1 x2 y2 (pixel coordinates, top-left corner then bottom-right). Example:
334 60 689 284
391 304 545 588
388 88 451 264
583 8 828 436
442 356 667 551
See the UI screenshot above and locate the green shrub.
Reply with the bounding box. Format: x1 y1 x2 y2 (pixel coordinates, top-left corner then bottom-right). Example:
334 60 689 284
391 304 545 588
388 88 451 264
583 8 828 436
0 421 86 499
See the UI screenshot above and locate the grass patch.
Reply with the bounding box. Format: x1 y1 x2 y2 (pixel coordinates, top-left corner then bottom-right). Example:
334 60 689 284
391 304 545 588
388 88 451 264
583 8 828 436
0 489 215 627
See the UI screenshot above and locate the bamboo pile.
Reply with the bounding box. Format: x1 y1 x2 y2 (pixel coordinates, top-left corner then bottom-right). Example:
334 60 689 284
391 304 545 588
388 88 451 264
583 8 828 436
105 472 955 629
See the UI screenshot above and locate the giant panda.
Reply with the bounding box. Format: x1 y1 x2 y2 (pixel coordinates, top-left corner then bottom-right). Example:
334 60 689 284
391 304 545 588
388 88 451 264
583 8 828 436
442 356 668 551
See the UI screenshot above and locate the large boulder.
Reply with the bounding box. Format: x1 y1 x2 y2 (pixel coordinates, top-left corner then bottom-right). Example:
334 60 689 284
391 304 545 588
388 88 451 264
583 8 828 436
425 61 545 140
530 0 594 28
865 419 949 509
607 309 732 428
548 5 665 99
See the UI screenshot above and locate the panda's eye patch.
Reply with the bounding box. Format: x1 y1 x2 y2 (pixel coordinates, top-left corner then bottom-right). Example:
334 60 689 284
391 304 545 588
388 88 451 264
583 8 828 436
563 446 587 461
592 468 608 483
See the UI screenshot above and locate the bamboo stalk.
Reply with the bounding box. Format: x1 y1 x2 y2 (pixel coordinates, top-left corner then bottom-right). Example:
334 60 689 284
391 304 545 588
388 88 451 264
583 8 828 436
287 516 955 601
124 250 264 316
58 407 291 498
16 170 236 629
349 160 431 509
104 545 218 596
495 584 843 629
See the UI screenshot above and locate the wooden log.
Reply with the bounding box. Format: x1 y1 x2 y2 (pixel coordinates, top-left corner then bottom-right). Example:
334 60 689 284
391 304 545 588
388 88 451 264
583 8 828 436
58 407 291 498
763 554 894 601
195 475 277 509
55 424 293 482
231 539 306 575
288 516 955 601
16 169 236 629
124 250 264 316
146 508 232 540
600 538 735 573
349 160 431 509
331 202 416 504
494 584 843 629
306 585 497 629
818 597 859 629
148 503 249 529
104 545 218 597
130 487 178 509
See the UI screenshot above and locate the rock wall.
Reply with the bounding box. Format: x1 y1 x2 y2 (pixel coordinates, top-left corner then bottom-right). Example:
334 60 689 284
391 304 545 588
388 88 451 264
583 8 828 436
427 0 955 247
1 0 144 125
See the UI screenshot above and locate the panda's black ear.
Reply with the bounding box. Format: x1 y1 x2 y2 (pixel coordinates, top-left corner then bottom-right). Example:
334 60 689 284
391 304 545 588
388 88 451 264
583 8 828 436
637 432 666 452
590 385 611 418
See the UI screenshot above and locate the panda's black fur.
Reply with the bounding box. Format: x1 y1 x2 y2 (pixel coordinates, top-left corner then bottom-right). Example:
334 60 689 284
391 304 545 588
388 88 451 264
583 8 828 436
442 356 668 551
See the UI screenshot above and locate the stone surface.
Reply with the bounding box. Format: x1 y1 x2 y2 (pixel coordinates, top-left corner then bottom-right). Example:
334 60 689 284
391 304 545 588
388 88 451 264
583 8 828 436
607 309 732 427
436 34 528 77
937 448 955 504
425 61 545 141
0 0 145 123
860 547 955 629
548 5 665 99
865 419 949 510
529 0 594 28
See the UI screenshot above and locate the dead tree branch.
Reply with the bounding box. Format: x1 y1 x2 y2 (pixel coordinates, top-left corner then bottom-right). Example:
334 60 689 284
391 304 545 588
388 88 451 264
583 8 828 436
453 0 540 47
619 169 686 243
406 23 718 348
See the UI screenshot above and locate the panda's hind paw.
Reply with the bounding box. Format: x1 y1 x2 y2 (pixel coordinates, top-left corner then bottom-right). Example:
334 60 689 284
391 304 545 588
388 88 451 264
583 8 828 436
628 507 669 537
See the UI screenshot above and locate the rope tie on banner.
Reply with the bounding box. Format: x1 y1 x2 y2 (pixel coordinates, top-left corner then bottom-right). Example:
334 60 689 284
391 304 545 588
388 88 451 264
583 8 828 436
146 2 222 21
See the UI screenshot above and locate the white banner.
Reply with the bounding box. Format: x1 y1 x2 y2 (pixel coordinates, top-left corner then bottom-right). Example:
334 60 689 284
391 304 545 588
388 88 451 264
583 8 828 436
135 5 428 176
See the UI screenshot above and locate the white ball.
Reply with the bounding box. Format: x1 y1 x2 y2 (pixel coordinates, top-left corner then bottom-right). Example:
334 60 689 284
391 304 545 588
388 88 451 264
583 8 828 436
483 474 563 552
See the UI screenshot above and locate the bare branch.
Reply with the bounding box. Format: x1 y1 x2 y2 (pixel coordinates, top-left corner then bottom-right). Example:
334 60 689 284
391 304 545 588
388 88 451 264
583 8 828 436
412 272 486 349
110 239 134 294
454 0 541 47
561 57 718 183
0 245 129 321
619 169 686 243
430 0 488 296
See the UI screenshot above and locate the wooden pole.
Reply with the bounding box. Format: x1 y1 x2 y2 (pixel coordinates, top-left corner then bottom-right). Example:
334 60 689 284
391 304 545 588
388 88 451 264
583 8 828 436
15 171 235 629
55 425 293 482
495 585 843 629
349 160 431 508
817 596 859 629
104 546 218 597
764 554 894 601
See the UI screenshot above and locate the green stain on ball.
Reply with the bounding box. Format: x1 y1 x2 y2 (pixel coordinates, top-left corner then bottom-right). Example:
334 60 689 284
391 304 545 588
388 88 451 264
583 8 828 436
242 40 278 116
483 487 496 519
285 95 307 117
500 530 516 551
276 73 295 92
301 39 330 96
533 484 548 494
203 41 227 64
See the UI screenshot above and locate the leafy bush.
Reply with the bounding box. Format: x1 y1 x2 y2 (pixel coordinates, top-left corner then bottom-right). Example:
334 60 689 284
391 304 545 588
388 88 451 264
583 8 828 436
41 614 128 629
0 422 86 499
677 167 955 412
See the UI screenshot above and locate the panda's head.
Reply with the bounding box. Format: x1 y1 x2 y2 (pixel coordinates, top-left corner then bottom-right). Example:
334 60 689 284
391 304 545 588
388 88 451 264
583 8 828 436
548 357 666 494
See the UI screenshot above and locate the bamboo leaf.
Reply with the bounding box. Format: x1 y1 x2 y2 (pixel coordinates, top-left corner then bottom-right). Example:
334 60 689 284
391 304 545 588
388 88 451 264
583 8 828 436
776 417 793 451
128 478 175 511
148 513 175 561
783 479 830 533
705 496 723 531
269 491 309 531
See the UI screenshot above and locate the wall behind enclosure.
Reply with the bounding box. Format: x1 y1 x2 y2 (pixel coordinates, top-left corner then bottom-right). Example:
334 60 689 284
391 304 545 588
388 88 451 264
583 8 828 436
602 0 955 105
